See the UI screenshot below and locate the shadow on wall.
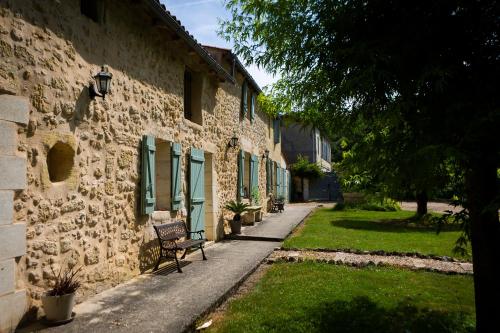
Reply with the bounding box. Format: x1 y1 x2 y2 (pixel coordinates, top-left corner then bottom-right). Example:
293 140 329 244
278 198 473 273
138 239 160 273
268 296 474 333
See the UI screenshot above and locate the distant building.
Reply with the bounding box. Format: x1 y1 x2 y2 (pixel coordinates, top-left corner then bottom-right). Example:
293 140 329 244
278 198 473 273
281 122 341 201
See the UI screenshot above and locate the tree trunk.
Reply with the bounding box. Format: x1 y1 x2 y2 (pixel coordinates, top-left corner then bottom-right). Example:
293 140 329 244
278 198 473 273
466 157 500 332
416 190 428 216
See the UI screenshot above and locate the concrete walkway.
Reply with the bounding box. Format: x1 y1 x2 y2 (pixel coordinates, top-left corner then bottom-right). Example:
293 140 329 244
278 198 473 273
24 204 315 333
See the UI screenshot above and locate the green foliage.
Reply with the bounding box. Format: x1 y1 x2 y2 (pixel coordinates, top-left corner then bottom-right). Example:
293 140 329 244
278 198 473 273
334 195 400 212
290 155 324 180
206 263 475 333
251 187 260 205
224 200 250 216
284 208 471 260
221 0 499 251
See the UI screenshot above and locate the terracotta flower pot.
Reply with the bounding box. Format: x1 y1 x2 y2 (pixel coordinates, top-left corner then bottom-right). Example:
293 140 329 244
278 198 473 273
41 292 75 323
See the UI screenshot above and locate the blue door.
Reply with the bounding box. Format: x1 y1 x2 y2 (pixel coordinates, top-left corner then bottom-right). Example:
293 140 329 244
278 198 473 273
189 148 205 239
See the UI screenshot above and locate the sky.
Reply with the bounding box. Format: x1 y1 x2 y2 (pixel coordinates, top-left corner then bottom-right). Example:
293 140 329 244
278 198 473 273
161 0 276 90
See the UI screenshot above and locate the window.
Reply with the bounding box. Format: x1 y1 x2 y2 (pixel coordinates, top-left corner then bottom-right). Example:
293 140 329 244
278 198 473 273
81 0 106 23
155 139 172 211
249 92 255 122
141 136 182 215
273 118 281 144
184 68 203 125
243 152 251 198
241 80 248 117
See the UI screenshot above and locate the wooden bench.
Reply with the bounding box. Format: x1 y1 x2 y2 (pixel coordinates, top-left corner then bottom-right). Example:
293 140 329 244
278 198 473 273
153 221 207 273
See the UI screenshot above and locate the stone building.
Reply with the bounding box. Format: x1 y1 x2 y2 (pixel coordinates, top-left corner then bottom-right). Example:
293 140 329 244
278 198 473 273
0 0 288 330
281 122 340 201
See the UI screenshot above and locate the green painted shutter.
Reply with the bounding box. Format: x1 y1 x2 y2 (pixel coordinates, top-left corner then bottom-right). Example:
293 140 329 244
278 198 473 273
288 169 292 202
241 81 248 116
282 168 287 198
266 158 271 194
250 93 255 122
190 148 205 239
171 142 182 210
141 135 156 215
250 155 259 194
276 165 281 197
238 150 245 198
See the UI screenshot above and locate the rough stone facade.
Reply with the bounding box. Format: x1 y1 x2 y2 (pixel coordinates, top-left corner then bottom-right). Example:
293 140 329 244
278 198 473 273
0 0 287 328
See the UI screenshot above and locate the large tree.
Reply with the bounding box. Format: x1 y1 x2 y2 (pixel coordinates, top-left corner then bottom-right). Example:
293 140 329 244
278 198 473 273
222 0 500 330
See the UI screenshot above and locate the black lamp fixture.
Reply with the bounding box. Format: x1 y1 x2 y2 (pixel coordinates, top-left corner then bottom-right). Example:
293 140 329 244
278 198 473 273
228 134 239 148
89 65 112 100
262 149 270 159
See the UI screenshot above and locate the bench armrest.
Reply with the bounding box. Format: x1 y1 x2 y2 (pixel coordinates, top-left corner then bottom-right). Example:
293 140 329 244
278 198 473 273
187 229 205 235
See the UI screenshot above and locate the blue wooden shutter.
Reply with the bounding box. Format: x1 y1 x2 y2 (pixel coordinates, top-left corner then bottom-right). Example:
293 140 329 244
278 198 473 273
250 93 255 122
276 165 281 197
288 169 292 202
141 135 155 215
241 80 248 116
238 150 245 198
190 148 205 239
266 158 271 194
250 155 258 194
273 119 280 144
171 142 182 210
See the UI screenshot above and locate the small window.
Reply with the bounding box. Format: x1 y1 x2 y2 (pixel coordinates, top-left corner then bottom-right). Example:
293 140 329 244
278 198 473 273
243 152 251 198
184 68 203 125
81 0 106 24
241 80 248 117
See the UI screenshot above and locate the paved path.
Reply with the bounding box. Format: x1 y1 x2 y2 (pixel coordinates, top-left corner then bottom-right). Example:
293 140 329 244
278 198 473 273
23 204 315 333
270 250 473 275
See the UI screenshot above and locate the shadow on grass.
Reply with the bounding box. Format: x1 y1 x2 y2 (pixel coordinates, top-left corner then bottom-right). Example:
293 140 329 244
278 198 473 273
268 296 475 333
330 219 460 234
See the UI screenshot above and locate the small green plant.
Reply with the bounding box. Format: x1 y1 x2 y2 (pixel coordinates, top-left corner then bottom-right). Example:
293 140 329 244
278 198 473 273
47 265 83 296
251 187 260 205
225 200 250 220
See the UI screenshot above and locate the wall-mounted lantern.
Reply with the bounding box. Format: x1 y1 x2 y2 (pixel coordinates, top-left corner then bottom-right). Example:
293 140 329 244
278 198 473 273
262 149 270 159
89 65 112 100
228 135 239 148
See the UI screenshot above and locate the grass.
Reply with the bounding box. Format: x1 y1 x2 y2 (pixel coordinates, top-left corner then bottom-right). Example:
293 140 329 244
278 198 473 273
207 263 475 333
283 209 471 260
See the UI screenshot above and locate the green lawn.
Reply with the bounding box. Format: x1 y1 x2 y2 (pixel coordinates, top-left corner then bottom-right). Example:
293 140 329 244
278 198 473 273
283 209 471 260
207 263 475 333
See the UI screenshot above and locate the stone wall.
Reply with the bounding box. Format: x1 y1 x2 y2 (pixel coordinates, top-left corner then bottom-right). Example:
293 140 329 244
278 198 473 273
0 94 29 333
0 0 284 322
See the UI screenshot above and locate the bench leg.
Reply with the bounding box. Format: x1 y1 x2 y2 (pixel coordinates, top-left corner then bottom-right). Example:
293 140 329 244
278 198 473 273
174 251 183 273
180 249 188 260
154 250 162 271
200 244 207 261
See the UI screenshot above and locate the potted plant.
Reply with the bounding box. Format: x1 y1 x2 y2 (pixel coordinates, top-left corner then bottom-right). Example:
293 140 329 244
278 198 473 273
225 200 250 234
251 188 263 221
41 265 82 324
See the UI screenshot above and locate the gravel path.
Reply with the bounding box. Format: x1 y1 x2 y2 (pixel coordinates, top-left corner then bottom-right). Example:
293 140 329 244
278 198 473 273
268 250 473 275
399 201 462 214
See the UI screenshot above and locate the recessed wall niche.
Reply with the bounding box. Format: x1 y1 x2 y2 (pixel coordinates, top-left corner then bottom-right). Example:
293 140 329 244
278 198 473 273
47 142 75 183
40 132 79 191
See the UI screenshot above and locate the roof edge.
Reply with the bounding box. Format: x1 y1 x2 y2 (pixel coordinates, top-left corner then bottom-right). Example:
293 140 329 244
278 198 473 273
145 0 235 84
